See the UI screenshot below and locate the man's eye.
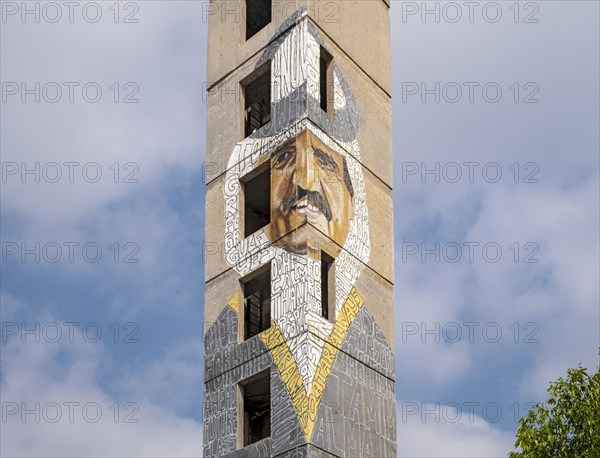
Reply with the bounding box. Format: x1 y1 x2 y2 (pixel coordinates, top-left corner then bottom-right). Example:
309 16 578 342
274 150 292 166
321 161 337 173
317 157 338 174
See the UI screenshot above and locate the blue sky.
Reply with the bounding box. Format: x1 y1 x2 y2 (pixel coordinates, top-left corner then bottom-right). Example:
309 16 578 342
1 1 599 456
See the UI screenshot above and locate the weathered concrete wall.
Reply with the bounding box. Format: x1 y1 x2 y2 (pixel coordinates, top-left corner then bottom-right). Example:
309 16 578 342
204 293 396 457
205 18 392 187
206 1 391 94
204 3 395 456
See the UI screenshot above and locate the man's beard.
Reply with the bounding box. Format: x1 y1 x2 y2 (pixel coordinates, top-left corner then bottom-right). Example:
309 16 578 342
281 186 332 221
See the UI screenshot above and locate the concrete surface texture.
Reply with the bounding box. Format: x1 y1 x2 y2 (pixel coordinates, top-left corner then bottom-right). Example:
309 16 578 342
204 2 395 456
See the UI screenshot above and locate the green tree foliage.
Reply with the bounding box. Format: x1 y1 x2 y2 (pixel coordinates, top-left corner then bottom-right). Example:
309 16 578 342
509 357 600 458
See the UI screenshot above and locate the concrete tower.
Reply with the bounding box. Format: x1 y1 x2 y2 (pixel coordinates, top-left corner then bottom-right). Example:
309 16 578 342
203 1 395 456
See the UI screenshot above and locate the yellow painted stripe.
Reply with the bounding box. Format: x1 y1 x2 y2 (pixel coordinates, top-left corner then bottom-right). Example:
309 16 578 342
228 291 239 313
260 288 364 441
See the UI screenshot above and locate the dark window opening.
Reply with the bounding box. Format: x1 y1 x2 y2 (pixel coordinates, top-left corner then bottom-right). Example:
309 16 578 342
240 369 271 447
246 0 272 40
243 266 271 339
242 164 270 237
321 251 334 320
243 65 271 137
320 47 333 113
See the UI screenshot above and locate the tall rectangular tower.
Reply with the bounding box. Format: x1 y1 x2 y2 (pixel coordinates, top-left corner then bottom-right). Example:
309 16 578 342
203 1 395 456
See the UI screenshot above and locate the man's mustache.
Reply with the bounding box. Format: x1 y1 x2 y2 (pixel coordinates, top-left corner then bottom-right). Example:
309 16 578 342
282 186 332 221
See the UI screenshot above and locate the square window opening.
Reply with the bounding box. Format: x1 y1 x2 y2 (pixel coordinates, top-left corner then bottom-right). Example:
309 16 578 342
321 251 335 321
242 164 271 238
242 64 271 137
246 0 272 40
239 368 271 447
320 47 333 113
243 265 271 340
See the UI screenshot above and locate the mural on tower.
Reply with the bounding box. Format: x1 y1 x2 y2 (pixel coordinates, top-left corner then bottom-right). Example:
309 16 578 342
204 7 396 457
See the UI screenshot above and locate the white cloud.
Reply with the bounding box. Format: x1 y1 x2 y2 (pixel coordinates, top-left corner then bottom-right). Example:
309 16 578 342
397 401 514 457
1 311 203 457
118 339 203 415
1 2 206 227
1 8 207 455
392 0 599 400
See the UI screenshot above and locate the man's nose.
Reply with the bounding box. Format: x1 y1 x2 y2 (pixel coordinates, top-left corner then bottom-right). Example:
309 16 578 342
296 186 307 200
293 146 316 190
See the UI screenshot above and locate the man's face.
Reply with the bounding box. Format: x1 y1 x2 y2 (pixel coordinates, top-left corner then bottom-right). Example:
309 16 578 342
267 131 354 254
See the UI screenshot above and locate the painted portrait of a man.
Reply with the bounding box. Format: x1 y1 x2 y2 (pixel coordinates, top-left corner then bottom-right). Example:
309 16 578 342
264 130 355 255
